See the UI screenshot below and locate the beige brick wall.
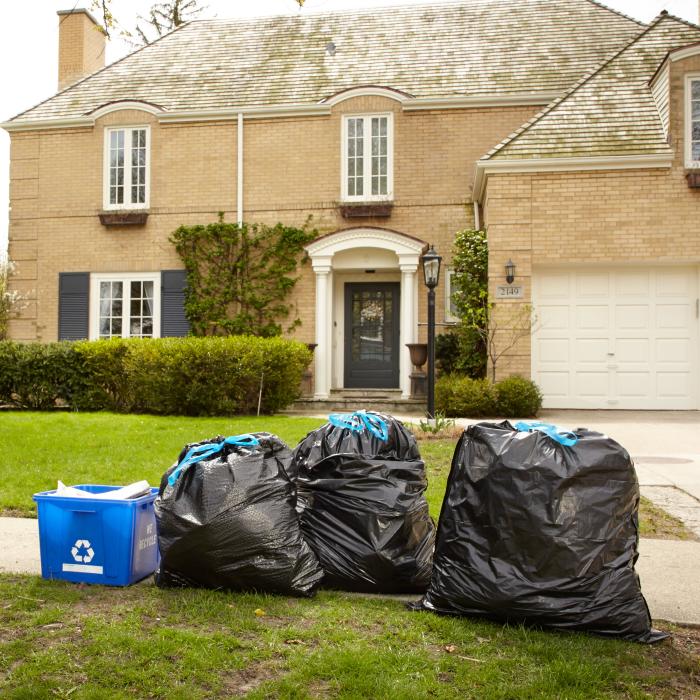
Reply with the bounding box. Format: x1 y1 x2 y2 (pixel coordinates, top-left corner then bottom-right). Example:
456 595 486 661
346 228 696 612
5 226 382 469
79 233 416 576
484 55 700 379
7 97 537 343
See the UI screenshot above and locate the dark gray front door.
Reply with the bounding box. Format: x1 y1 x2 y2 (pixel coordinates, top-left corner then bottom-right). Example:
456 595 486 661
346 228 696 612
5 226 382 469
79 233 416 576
344 283 400 388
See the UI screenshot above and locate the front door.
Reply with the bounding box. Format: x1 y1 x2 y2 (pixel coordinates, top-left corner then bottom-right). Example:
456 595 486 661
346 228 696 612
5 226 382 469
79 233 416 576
344 283 400 388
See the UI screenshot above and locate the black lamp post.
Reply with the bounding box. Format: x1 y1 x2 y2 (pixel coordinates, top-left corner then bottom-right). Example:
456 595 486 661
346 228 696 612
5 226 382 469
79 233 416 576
421 245 442 419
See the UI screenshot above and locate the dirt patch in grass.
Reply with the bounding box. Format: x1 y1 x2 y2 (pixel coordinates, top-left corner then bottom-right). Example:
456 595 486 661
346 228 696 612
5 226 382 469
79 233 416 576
638 626 700 699
639 497 700 542
222 658 285 697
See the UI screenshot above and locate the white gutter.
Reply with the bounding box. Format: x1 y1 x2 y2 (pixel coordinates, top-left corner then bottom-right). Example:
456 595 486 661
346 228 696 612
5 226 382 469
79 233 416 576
2 92 563 133
403 92 561 112
237 113 243 226
472 152 674 203
0 116 94 132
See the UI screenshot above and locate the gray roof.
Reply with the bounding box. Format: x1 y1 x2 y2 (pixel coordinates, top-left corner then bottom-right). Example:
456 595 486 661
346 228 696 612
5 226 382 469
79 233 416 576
485 13 700 160
12 0 643 122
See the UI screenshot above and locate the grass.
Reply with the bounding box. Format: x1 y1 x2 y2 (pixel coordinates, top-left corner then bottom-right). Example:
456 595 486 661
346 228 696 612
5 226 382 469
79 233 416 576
1 412 699 697
638 497 700 542
1 575 699 699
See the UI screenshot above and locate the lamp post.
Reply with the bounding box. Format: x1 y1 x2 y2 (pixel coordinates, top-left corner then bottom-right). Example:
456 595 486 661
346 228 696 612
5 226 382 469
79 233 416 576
421 245 442 420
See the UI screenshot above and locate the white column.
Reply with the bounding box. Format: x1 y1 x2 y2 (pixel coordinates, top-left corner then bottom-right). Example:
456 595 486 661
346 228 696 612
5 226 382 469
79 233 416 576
313 259 332 399
400 260 418 399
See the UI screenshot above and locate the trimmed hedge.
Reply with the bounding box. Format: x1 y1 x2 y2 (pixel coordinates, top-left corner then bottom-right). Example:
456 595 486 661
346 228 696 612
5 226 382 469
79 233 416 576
436 373 542 418
0 337 312 416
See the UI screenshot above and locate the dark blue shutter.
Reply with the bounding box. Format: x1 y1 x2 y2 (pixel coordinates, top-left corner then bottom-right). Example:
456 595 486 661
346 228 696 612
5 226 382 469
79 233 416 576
58 272 89 340
161 270 190 337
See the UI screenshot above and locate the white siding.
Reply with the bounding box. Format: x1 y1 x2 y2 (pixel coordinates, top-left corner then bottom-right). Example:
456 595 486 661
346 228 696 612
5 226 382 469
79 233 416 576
651 62 670 139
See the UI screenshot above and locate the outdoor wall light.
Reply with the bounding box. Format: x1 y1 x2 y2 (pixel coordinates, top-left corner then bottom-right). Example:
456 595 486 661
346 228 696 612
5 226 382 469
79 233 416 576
505 259 516 284
422 245 442 290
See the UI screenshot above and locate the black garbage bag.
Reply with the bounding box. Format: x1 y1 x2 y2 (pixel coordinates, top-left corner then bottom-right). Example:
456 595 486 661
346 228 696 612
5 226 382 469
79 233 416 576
154 432 323 597
292 411 435 593
413 421 665 643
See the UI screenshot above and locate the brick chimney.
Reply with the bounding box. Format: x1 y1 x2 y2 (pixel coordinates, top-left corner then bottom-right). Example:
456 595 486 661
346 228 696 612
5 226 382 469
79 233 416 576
57 8 105 91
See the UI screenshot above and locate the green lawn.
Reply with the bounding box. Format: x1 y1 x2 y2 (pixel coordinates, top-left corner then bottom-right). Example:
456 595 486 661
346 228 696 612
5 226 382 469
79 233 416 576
1 412 699 698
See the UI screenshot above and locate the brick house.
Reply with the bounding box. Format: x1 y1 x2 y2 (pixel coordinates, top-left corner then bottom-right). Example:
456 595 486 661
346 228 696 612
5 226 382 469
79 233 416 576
2 0 699 410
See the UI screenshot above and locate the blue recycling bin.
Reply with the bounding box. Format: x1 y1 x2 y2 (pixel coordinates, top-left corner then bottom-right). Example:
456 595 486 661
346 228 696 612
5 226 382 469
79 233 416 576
33 485 159 586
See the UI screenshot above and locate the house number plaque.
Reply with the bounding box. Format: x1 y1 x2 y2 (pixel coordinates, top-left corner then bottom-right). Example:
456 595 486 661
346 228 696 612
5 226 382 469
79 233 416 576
496 285 524 299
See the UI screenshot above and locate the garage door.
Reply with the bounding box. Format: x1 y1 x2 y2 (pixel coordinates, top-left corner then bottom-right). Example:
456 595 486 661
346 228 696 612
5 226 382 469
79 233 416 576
532 267 699 409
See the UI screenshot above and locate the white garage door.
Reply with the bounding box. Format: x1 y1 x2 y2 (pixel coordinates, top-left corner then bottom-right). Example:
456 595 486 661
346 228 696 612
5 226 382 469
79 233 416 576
532 267 699 409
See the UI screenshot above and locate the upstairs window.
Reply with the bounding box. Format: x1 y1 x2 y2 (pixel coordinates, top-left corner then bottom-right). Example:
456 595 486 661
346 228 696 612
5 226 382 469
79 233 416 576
686 76 700 166
342 114 393 201
104 127 149 209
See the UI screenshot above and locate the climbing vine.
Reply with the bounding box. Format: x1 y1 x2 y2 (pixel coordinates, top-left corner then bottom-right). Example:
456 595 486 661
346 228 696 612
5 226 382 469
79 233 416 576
170 215 317 337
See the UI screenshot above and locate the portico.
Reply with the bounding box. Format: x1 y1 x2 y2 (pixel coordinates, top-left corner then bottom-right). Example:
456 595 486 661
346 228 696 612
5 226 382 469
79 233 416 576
306 228 427 399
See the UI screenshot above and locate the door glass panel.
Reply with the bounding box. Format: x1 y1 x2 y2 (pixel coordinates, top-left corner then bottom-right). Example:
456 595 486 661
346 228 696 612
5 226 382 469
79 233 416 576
351 289 394 363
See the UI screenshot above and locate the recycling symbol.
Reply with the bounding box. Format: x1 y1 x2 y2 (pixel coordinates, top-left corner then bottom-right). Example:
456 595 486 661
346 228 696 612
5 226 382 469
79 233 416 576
71 539 95 564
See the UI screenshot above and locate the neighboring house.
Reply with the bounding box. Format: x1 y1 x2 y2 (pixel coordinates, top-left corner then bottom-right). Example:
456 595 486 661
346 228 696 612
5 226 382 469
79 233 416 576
2 0 699 410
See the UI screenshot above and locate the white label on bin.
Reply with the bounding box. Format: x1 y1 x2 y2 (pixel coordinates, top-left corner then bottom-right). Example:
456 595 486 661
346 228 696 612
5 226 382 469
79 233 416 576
62 563 104 575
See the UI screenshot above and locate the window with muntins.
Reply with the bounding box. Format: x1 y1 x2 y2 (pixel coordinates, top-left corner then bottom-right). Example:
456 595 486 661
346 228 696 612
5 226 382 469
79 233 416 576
343 114 392 201
689 78 700 165
104 127 149 208
90 273 160 339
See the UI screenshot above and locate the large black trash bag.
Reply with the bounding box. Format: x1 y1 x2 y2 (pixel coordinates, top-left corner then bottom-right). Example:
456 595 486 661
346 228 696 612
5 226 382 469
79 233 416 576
292 411 435 593
413 421 665 643
154 432 323 597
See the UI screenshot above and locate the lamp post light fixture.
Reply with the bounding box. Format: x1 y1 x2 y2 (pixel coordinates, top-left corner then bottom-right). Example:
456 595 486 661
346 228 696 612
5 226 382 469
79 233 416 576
505 259 516 284
421 245 442 419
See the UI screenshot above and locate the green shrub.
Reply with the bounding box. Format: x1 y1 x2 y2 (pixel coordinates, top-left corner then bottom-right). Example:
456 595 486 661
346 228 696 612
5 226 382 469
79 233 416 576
435 328 486 379
0 341 84 409
73 339 131 411
0 337 311 416
435 374 496 417
494 375 542 418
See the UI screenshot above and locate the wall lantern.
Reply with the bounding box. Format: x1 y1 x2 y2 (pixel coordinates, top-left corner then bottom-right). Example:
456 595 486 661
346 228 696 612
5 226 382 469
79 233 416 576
505 259 516 285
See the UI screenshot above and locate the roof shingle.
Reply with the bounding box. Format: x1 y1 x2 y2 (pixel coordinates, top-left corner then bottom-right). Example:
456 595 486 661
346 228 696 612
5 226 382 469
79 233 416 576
12 0 642 123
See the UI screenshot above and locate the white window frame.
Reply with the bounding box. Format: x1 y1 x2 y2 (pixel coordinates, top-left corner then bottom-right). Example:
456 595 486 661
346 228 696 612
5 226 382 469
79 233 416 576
89 272 161 340
340 113 394 202
103 125 151 210
444 269 459 324
685 74 700 168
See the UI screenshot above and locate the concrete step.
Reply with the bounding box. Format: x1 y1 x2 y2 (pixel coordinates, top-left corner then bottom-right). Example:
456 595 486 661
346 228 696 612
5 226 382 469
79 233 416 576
284 394 427 415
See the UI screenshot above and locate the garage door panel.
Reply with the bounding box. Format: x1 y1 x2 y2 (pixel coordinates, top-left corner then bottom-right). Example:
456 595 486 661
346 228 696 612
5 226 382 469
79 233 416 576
615 305 649 329
533 266 698 410
538 305 569 330
616 372 651 398
576 306 609 329
615 271 650 296
656 338 691 362
576 273 609 297
656 304 691 329
538 372 570 397
657 372 693 398
615 338 650 362
574 372 609 398
574 337 608 362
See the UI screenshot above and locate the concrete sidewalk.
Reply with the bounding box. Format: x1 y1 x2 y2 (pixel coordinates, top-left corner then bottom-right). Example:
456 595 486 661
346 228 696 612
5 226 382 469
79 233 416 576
2 515 699 626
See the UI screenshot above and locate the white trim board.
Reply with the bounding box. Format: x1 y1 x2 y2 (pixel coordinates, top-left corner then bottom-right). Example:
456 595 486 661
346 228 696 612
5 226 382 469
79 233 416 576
473 153 674 202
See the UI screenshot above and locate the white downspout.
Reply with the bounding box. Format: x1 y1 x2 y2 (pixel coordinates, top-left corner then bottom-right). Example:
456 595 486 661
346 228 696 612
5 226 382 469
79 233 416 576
237 113 243 225
473 201 480 230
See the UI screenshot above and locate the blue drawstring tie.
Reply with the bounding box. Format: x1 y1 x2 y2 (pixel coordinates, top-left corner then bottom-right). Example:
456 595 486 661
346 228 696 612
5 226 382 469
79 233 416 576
328 410 389 442
514 421 578 447
168 434 260 486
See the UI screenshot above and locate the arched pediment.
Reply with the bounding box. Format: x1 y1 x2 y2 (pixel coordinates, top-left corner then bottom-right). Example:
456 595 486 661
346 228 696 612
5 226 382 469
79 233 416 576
87 100 165 118
319 86 415 106
306 227 427 270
